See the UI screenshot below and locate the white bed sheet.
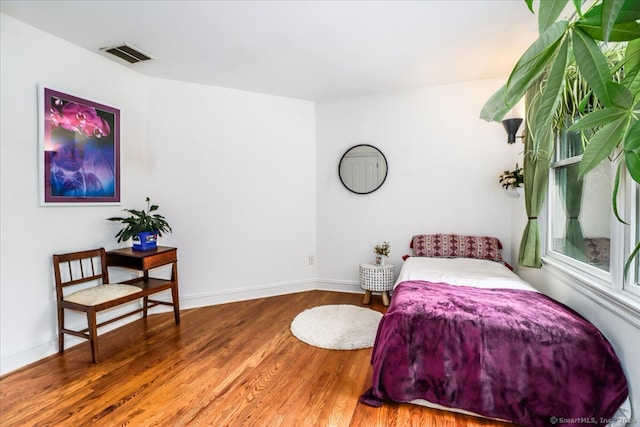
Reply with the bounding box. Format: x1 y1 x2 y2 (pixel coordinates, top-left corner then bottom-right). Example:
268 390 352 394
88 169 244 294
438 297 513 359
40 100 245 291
394 256 632 426
394 256 537 292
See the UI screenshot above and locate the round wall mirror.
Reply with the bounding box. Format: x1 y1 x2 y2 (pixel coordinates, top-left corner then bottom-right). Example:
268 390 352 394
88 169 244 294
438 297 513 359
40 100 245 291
338 144 388 194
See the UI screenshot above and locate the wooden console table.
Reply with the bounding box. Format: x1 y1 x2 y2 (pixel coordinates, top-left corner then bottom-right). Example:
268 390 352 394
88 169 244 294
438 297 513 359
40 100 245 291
106 246 180 324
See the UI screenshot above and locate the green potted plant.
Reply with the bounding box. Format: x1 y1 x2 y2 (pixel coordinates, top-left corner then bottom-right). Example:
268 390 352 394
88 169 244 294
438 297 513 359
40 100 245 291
107 197 172 251
481 0 639 184
481 0 639 270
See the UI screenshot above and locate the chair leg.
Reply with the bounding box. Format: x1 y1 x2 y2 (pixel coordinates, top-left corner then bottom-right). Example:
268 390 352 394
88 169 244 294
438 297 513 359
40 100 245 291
57 306 65 354
87 309 99 363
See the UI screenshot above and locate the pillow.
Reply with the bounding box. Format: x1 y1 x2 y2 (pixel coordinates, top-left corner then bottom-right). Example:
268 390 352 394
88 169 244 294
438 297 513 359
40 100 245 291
410 234 504 263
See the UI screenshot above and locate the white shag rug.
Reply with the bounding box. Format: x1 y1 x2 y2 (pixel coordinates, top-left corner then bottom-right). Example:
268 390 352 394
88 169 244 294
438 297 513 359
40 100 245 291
290 304 383 350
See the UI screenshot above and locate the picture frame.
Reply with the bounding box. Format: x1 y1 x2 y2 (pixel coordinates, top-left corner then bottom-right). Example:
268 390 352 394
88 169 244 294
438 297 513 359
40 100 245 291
38 85 121 205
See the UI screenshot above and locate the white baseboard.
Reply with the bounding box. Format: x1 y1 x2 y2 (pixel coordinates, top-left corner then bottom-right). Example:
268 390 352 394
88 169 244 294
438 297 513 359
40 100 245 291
1 279 358 376
1 340 59 376
316 279 361 294
1 302 145 376
179 279 318 309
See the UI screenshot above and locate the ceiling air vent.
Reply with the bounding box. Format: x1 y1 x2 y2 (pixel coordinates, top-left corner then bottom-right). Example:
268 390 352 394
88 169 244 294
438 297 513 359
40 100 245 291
100 44 153 64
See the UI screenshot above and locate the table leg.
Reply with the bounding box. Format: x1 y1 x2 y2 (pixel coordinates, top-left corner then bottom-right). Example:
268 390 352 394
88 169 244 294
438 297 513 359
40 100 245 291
171 262 181 324
143 296 149 318
382 291 390 306
363 290 372 305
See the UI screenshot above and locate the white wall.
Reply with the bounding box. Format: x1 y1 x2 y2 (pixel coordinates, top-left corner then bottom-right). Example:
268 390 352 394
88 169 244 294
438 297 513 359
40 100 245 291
145 77 317 308
1 14 150 373
0 14 316 374
315 81 515 285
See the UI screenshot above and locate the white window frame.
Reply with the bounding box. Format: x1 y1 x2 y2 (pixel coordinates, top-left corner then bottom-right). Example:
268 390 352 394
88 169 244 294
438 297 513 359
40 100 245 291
542 154 640 325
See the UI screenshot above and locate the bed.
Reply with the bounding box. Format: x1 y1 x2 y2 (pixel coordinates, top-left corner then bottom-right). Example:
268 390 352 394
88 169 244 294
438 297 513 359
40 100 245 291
359 234 631 427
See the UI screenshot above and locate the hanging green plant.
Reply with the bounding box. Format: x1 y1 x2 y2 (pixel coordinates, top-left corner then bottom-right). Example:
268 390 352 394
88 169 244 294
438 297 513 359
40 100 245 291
481 0 639 184
481 0 640 273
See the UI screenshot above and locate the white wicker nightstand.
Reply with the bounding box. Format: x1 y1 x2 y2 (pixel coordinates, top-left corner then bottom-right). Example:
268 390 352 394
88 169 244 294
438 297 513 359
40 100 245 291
359 263 395 306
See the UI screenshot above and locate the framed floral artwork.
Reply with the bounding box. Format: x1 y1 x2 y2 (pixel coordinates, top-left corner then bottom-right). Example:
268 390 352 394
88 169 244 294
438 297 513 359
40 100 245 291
38 85 120 205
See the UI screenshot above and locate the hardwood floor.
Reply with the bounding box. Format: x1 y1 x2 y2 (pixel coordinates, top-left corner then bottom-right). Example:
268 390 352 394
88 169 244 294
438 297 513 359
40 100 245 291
0 291 517 426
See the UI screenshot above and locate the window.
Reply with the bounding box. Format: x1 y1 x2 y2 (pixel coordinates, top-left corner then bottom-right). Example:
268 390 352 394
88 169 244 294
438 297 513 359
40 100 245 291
631 183 640 295
544 131 640 311
550 159 611 272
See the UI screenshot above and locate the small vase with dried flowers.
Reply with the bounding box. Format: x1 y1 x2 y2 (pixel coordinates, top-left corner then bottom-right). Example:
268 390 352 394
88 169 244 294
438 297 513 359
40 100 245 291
374 241 390 265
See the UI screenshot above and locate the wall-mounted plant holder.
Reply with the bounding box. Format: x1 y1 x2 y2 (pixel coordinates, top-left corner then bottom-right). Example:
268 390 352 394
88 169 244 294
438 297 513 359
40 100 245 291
504 187 524 198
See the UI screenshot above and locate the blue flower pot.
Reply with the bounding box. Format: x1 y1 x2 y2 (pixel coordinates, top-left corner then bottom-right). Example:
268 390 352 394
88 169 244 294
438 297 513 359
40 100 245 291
132 231 158 251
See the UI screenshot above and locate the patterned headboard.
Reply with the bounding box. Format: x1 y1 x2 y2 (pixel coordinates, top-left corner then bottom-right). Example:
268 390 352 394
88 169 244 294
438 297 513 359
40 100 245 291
409 234 505 264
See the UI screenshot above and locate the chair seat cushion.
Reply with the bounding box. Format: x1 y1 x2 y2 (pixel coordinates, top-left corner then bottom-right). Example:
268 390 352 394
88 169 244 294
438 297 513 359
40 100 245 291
64 284 141 306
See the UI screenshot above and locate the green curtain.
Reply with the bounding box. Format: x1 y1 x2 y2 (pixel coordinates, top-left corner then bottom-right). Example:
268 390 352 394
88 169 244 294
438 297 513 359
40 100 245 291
558 163 586 260
518 82 555 268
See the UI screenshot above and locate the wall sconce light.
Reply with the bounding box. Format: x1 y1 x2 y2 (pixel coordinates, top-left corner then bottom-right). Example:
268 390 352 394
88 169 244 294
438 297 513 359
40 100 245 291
502 118 523 144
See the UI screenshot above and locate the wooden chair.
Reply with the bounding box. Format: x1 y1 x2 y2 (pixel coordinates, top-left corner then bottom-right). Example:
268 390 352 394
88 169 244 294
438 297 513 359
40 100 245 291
53 248 178 363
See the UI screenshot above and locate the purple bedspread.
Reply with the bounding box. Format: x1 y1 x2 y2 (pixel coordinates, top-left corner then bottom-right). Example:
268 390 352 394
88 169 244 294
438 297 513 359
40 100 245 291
360 281 628 427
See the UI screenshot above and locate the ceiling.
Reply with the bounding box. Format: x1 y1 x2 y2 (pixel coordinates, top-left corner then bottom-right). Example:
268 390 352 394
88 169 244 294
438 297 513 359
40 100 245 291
0 0 540 101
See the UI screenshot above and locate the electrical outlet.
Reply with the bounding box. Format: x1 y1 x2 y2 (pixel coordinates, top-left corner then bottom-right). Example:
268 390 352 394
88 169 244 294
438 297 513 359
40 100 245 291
308 255 315 265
